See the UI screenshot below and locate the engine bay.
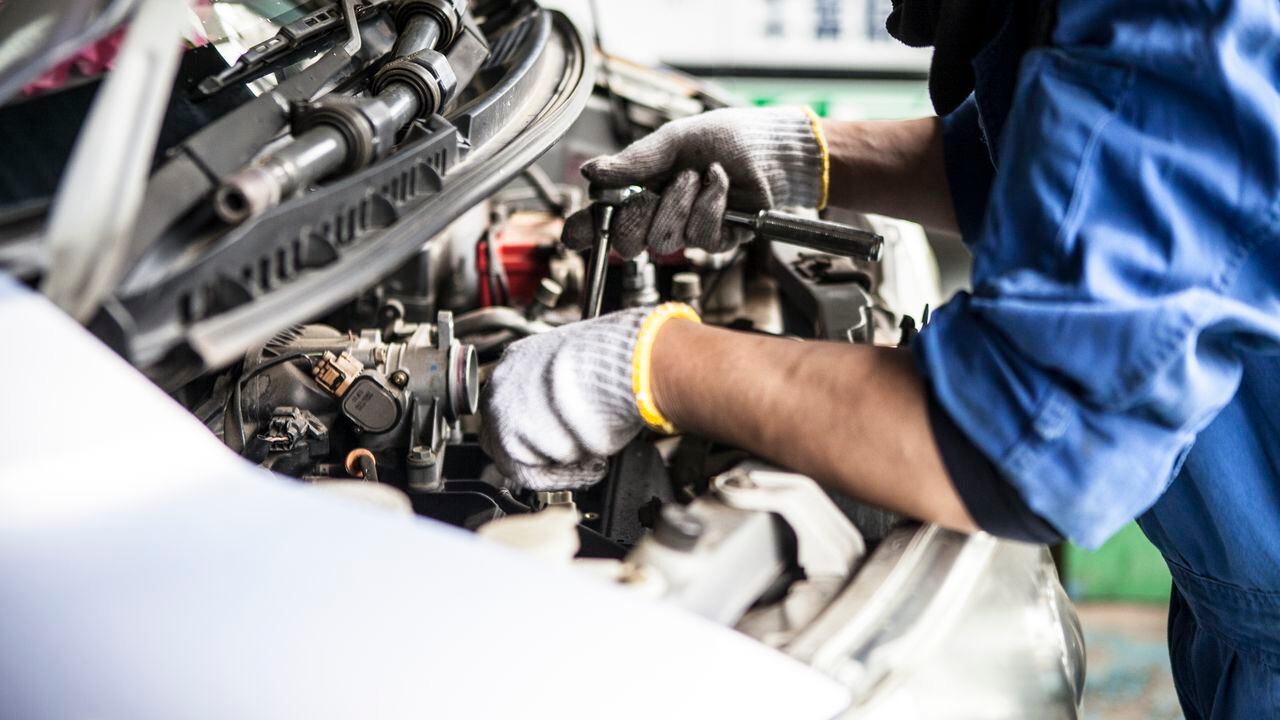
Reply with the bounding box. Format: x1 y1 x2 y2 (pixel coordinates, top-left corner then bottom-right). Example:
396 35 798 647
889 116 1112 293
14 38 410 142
156 0 936 627
0 0 963 635
185 165 915 556
180 173 931 646
22 0 927 571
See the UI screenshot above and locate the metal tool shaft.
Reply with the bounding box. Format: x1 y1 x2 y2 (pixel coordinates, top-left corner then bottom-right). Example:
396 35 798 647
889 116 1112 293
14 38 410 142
723 209 883 262
582 205 614 319
581 185 641 319
576 190 879 319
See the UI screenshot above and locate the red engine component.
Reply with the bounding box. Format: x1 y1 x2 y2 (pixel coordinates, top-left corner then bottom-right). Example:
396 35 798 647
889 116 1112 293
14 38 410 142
476 210 688 308
478 212 563 306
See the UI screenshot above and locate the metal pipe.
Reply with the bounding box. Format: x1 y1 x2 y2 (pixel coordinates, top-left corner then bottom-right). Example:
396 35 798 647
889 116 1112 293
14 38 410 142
392 14 444 58
381 82 422 127
213 14 446 225
215 125 349 224
214 84 425 225
454 306 551 337
581 186 640 319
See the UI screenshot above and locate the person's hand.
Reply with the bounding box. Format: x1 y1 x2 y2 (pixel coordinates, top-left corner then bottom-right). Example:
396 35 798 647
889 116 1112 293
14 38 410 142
562 107 828 258
480 303 699 491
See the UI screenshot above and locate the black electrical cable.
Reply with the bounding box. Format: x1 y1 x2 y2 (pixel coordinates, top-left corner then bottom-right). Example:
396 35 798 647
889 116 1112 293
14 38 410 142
486 234 511 306
480 212 513 307
438 490 504 519
521 165 568 217
496 487 532 513
225 351 319 454
471 331 522 362
699 245 747 308
476 235 509 308
587 0 634 146
455 306 549 337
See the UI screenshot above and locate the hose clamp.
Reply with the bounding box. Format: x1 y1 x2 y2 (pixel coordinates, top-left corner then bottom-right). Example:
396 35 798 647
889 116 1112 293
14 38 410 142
394 0 469 45
371 49 458 119
291 96 399 173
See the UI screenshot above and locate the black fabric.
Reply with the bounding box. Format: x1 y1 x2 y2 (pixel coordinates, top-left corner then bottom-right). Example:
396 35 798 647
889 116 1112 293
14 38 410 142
885 0 1058 115
926 392 1064 544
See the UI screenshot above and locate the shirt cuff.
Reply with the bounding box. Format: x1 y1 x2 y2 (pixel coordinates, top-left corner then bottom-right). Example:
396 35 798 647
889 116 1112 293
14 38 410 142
926 390 1064 544
940 95 995 242
915 295 1185 549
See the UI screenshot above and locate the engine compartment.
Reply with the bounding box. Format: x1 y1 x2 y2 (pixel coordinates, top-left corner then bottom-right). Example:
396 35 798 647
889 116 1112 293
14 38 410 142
178 172 928 649
0 0 942 631
185 182 913 558
156 3 931 575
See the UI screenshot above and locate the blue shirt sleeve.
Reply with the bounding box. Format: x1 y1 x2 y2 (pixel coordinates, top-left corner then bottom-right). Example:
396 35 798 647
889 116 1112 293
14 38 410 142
940 96 995 243
927 390 1063 544
919 0 1280 549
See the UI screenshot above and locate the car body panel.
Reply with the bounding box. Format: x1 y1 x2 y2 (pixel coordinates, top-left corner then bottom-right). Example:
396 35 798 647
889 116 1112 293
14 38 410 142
0 275 852 719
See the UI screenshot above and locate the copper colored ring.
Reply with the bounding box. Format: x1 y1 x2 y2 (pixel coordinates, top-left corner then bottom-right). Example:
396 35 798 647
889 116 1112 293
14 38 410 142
344 448 377 478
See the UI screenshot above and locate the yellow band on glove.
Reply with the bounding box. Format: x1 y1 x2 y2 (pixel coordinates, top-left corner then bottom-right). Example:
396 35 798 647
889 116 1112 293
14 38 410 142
802 106 831 211
632 302 701 435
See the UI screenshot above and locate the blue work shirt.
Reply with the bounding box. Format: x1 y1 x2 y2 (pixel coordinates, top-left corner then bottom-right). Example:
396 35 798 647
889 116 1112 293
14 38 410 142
915 0 1280 710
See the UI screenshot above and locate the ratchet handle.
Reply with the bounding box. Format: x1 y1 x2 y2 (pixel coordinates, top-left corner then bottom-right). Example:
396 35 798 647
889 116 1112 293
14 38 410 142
724 210 884 262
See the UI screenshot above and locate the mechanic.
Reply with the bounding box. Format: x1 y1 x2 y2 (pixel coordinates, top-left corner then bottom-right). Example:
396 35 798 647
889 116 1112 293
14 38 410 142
481 1 1280 715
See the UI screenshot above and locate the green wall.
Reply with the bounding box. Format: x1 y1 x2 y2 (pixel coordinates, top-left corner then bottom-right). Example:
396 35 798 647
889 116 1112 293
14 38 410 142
1065 523 1172 603
714 77 932 120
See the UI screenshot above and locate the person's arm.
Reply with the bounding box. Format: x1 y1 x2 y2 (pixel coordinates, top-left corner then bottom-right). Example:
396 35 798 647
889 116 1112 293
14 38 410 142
559 107 963 257
820 116 960 234
650 318 977 531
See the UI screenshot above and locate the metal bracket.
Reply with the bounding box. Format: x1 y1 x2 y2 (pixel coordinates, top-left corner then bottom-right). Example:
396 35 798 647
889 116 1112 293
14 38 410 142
339 0 363 55
713 462 865 579
406 397 446 491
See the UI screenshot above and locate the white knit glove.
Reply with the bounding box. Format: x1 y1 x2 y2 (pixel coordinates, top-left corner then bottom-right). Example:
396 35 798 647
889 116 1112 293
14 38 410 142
562 107 829 257
480 304 697 491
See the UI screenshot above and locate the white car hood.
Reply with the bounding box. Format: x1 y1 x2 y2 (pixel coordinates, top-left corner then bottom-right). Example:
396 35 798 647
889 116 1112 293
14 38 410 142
0 275 850 719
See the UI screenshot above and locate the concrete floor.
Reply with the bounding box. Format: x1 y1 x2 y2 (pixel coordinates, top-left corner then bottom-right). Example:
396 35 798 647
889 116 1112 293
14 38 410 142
1080 603 1184 720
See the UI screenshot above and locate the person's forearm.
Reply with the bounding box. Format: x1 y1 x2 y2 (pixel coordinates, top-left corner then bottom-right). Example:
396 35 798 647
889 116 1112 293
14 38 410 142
822 116 958 233
651 319 976 531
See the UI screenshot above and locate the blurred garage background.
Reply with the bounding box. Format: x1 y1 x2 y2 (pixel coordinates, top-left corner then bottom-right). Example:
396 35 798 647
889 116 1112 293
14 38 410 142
547 1 1182 717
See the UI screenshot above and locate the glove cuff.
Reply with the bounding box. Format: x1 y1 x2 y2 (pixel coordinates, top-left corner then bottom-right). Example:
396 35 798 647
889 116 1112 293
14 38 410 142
631 302 702 434
801 106 831 210
756 106 828 211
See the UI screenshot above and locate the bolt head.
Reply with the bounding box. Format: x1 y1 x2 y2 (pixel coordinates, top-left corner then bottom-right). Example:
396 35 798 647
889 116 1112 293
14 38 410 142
590 184 642 205
390 369 410 388
671 271 702 302
407 445 436 465
535 278 563 308
654 504 705 551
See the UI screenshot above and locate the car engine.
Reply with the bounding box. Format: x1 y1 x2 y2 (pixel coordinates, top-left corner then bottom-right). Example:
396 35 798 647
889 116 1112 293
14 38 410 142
1 0 941 622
